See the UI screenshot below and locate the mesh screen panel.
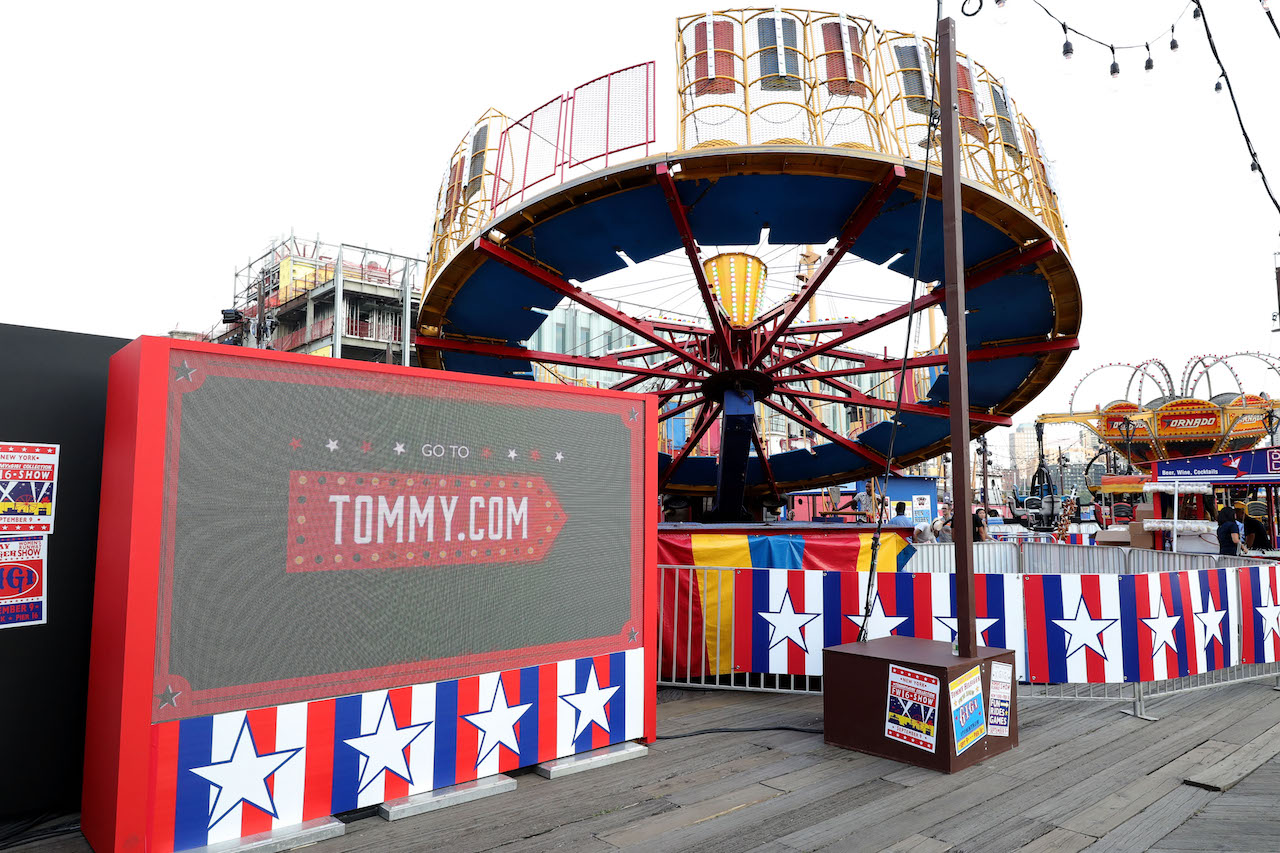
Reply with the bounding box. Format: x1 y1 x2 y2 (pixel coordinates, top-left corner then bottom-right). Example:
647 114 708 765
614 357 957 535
155 351 642 719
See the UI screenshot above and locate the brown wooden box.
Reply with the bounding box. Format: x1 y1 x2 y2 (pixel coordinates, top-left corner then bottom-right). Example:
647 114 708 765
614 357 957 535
823 636 1017 773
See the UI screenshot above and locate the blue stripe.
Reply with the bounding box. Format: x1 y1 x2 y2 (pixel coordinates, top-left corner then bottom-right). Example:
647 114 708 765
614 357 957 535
609 651 627 744
518 666 540 766
986 576 1006 648
895 542 917 571
1118 575 1140 684
433 680 458 788
173 716 214 852
822 570 843 649
572 658 593 754
751 569 771 670
1249 567 1266 658
1170 574 1191 677
894 574 915 637
945 574 958 642
1043 576 1069 684
330 695 363 813
1217 569 1233 667
747 534 805 569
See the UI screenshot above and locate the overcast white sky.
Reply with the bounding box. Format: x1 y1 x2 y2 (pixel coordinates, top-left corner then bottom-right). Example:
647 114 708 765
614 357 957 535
4 0 1278 459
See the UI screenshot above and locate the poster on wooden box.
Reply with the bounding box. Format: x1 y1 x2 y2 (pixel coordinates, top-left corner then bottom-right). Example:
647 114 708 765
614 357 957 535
884 664 939 753
949 665 986 755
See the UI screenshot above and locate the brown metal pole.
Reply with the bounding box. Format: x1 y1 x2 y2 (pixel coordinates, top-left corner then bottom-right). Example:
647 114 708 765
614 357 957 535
940 19 978 658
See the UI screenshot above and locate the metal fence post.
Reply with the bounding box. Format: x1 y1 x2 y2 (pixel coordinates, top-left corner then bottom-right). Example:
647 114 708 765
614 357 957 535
1122 679 1159 721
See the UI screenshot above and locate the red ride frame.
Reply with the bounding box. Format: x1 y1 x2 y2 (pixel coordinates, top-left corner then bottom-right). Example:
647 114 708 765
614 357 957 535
81 337 659 853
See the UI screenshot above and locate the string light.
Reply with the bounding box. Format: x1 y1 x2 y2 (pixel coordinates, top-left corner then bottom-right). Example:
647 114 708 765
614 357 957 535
1109 45 1120 78
1170 26 1179 52
1062 22 1073 59
1144 43 1154 72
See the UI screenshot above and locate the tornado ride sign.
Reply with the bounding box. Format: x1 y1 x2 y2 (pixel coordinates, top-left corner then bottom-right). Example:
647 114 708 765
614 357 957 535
82 338 657 853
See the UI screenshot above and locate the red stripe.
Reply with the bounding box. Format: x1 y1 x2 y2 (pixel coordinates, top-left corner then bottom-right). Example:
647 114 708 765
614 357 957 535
912 574 931 642
149 722 179 853
786 571 805 675
733 569 753 670
657 532 694 566
499 671 521 773
1241 568 1257 664
241 708 277 835
878 574 896 635
592 654 611 750
841 571 860 643
1159 574 1178 678
1271 568 1280 662
538 663 557 762
1023 576 1048 682
383 687 413 800
1135 574 1154 681
1081 575 1106 683
456 677 479 784
302 699 335 821
1207 569 1224 664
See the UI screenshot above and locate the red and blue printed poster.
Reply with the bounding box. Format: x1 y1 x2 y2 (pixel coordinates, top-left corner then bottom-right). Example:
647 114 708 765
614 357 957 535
884 664 938 753
0 442 59 535
0 536 47 628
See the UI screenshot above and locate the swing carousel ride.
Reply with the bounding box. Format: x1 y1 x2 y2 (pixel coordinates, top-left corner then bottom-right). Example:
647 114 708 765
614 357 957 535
415 8 1082 518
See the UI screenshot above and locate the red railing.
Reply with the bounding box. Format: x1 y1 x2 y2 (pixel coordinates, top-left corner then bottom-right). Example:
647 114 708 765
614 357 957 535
491 62 655 211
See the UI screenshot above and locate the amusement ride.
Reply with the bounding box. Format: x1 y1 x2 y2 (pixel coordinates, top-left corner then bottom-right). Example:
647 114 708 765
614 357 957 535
413 8 1082 519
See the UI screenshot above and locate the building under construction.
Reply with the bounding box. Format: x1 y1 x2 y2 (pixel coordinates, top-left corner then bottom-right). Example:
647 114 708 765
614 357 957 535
209 235 424 364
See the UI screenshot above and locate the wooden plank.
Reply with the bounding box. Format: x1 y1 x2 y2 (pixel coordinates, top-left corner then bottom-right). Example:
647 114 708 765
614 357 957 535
1084 785 1218 853
597 783 781 848
1011 827 1095 853
1203 683 1280 745
876 833 953 852
1185 720 1280 792
1056 740 1239 837
665 753 821 806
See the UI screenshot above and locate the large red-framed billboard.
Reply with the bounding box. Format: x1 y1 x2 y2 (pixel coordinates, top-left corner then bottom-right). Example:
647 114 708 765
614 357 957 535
82 338 657 852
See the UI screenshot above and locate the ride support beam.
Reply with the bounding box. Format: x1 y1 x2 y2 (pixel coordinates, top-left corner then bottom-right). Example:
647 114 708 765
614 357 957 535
416 335 695 381
765 238 1059 373
660 401 722 488
760 398 903 475
751 426 780 499
474 237 718 374
747 165 906 368
783 386 1012 426
712 390 756 521
655 162 738 366
771 336 1081 383
610 345 703 391
658 396 704 421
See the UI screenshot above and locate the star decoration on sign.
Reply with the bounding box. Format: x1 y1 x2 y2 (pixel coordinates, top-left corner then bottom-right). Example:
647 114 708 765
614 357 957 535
555 451 564 462
326 439 340 452
629 407 639 422
394 442 406 455
361 441 372 453
481 447 492 459
462 675 532 767
288 438 302 450
530 449 541 461
847 595 908 640
155 685 181 709
1255 582 1280 645
171 361 196 382
507 449 518 460
189 718 302 830
342 696 432 794
628 627 639 642
758 590 821 652
560 665 620 740
1194 602 1228 649
1141 596 1181 659
934 615 1000 644
1052 598 1116 660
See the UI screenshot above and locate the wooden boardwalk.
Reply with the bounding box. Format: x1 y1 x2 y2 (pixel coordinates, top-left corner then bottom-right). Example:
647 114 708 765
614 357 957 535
16 681 1280 853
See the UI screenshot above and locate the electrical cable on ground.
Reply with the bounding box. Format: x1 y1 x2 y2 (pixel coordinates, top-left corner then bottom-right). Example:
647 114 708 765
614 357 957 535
657 725 823 740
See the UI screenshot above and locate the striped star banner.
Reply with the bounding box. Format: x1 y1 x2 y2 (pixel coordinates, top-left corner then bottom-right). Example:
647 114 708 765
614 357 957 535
1023 574 1126 684
1119 568 1239 682
1239 564 1280 665
152 650 645 852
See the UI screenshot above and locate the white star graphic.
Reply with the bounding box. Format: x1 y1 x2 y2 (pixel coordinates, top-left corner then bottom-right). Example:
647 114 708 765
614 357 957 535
462 676 532 767
554 451 564 462
1194 603 1228 649
393 442 406 455
507 449 518 460
342 696 432 794
560 665 621 740
846 594 908 640
758 589 821 652
1255 582 1280 645
189 718 302 830
1142 596 1182 659
326 439 339 452
1052 598 1116 660
934 615 1000 644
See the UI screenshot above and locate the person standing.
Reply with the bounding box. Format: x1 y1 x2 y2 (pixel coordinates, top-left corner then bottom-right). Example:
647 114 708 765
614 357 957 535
1237 501 1271 551
973 508 990 542
888 501 913 526
932 502 953 543
1217 505 1244 556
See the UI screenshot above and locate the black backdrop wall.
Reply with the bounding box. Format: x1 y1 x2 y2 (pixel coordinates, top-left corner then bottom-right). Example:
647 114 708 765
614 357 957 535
0 324 127 821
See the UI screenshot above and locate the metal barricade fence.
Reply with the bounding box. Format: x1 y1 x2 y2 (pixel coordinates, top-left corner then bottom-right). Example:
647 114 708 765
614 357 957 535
1124 549 1217 575
1020 542 1126 574
904 542 1020 573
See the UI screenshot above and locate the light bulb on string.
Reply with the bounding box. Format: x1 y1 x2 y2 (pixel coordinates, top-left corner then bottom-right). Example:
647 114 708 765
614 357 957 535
1193 6 1201 20
1170 26 1179 52
1215 77 1223 93
1109 45 1120 79
1144 43 1153 72
1061 22 1073 59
